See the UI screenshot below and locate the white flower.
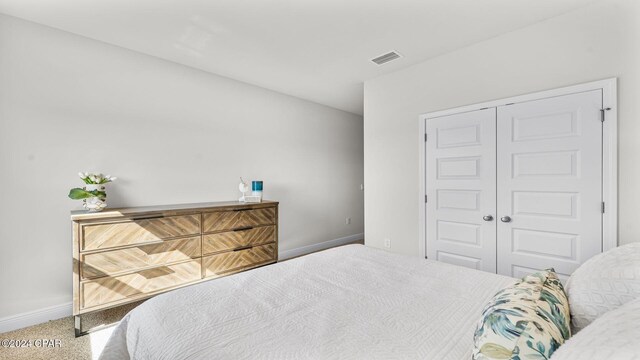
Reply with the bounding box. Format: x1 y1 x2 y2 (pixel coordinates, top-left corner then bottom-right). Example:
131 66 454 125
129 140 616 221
76 172 116 185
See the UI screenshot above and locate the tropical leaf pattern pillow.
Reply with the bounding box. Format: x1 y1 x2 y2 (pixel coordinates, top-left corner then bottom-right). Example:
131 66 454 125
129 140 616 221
472 269 571 360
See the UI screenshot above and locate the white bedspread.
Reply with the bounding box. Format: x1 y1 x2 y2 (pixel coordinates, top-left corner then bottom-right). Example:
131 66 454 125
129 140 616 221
100 245 514 360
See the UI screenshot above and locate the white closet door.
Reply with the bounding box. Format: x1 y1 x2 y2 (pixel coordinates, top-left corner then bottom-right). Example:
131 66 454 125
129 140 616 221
496 90 603 280
426 108 496 272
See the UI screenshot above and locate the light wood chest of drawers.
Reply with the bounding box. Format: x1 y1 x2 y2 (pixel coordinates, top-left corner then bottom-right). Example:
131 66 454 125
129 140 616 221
71 201 278 321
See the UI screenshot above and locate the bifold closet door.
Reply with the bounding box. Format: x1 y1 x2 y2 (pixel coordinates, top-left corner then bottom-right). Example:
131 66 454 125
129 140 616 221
426 108 497 273
496 90 603 281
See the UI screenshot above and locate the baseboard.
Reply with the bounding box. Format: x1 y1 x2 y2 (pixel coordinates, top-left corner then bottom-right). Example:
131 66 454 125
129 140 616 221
0 302 72 334
279 233 364 260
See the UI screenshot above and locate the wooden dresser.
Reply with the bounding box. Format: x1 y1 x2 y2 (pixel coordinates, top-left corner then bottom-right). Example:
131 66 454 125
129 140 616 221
71 201 278 335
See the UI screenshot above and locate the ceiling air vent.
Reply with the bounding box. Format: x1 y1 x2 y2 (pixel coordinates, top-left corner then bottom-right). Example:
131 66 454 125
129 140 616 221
371 51 401 65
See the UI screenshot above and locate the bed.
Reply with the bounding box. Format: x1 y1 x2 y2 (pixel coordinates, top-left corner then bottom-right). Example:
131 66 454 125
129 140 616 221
100 244 515 360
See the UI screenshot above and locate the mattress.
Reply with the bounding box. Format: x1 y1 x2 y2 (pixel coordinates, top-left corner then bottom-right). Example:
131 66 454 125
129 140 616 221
100 244 515 360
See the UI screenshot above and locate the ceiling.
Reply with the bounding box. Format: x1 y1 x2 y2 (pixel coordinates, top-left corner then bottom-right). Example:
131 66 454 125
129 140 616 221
0 0 599 115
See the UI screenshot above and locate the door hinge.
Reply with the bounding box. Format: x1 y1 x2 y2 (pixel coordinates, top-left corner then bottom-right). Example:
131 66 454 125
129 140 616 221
424 133 428 142
601 107 611 122
601 201 605 213
425 195 428 203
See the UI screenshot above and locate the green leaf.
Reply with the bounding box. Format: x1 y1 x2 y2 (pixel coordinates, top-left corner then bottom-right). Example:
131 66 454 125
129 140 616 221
479 343 513 359
68 188 106 200
69 188 91 200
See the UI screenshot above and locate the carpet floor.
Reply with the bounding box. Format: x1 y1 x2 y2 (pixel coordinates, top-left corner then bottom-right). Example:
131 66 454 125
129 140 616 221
0 300 140 360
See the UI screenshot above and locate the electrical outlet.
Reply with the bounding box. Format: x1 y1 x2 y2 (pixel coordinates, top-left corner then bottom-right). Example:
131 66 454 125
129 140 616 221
384 238 391 248
345 217 351 225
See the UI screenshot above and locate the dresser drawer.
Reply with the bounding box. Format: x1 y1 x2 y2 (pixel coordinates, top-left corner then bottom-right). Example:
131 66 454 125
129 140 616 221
81 260 201 309
203 226 275 255
82 214 201 251
81 236 201 280
202 207 276 233
203 243 276 278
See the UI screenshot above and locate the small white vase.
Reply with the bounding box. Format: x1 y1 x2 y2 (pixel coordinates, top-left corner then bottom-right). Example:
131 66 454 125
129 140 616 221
83 184 107 212
84 184 106 192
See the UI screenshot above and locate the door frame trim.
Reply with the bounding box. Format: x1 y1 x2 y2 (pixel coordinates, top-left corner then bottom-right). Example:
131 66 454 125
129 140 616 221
418 78 618 259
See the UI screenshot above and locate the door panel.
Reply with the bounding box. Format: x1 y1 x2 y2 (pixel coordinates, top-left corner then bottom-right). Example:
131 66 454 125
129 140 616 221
426 108 497 272
496 90 603 278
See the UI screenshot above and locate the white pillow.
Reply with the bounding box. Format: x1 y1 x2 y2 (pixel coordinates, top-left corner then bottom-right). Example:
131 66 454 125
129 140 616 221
564 243 640 332
550 297 640 360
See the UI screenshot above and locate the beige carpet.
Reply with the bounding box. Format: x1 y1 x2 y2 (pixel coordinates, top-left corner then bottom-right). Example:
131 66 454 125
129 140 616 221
0 301 142 360
0 240 364 360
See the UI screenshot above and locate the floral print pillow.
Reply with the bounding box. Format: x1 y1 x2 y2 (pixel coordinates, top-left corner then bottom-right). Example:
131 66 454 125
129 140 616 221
472 269 571 360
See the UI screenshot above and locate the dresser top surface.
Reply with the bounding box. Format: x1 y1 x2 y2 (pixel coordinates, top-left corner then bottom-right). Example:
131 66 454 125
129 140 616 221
71 200 278 221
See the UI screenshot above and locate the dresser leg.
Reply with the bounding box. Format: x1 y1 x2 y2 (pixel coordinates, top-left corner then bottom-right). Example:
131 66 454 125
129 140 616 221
74 313 120 337
74 315 82 338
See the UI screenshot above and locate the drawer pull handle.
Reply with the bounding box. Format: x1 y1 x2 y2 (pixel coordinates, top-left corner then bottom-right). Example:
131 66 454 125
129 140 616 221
131 215 164 221
233 208 250 212
233 246 253 252
233 226 254 232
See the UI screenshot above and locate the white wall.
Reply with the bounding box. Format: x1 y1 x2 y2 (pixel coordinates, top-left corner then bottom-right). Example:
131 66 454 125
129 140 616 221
364 0 639 256
0 14 363 320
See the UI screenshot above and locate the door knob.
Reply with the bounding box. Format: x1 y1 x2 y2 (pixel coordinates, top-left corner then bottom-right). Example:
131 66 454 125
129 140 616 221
482 215 493 221
500 216 512 223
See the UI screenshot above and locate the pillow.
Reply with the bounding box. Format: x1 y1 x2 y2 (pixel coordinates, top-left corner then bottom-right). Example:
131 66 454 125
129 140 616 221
473 269 571 360
549 296 640 360
564 243 640 333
